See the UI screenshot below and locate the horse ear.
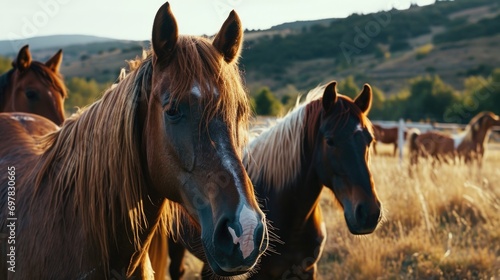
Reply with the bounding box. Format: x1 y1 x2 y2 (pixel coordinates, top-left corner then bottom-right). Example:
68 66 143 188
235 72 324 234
494 114 500 124
152 2 178 65
45 49 63 73
212 10 243 63
354 84 372 114
322 81 338 112
14 45 32 71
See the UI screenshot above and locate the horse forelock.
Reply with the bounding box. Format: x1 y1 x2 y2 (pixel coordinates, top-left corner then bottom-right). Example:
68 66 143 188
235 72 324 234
163 36 250 150
307 93 373 147
20 62 67 98
30 58 175 274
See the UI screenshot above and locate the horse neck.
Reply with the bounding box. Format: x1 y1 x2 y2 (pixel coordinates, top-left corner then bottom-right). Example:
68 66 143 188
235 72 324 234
463 119 492 149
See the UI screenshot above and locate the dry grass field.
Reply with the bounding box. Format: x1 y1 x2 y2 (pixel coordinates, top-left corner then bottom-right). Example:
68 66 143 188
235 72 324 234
166 142 500 279
316 142 500 279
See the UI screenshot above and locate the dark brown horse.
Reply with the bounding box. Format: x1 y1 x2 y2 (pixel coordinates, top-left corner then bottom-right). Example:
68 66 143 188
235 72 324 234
409 111 500 165
0 3 268 279
159 81 383 280
0 45 66 125
372 124 407 156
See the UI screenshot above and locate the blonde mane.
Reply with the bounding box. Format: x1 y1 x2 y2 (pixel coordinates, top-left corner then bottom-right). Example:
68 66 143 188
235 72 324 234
243 85 325 192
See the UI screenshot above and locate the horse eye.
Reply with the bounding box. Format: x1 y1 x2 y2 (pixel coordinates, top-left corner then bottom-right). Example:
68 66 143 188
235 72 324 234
326 138 335 147
164 100 182 121
25 90 39 101
166 106 179 116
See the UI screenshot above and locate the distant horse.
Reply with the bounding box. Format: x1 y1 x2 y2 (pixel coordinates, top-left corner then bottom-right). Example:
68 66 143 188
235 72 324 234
372 124 407 156
409 111 500 165
0 45 66 125
0 3 267 279
159 81 383 280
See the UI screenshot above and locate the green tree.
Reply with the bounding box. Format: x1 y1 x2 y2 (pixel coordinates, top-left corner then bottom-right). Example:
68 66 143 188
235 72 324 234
65 77 109 113
403 75 458 121
366 85 386 119
253 87 282 116
0 56 12 74
375 90 408 120
337 76 359 99
461 68 500 117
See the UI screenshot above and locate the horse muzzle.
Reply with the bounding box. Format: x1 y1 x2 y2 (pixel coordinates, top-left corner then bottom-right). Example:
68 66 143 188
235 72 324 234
343 198 382 235
202 205 268 276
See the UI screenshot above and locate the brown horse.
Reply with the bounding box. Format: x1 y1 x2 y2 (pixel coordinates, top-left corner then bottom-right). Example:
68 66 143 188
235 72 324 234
0 45 66 125
409 111 500 165
0 112 59 137
0 3 268 279
372 124 407 156
159 81 383 280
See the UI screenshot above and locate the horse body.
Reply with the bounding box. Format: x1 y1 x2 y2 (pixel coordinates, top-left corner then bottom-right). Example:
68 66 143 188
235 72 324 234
372 124 406 156
409 111 500 165
1 112 59 137
163 81 382 280
0 45 66 125
0 3 267 279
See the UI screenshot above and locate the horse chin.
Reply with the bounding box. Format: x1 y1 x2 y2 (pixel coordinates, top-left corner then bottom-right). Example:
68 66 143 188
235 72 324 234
202 243 256 277
345 219 378 235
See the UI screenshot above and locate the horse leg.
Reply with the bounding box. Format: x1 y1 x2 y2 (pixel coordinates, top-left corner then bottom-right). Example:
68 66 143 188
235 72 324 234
168 237 187 280
393 143 398 157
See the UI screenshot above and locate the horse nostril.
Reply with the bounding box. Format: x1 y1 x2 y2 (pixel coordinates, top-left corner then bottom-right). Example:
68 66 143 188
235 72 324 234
355 203 368 225
213 218 235 256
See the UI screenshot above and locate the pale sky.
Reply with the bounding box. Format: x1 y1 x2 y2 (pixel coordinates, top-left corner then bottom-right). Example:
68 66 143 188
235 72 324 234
1 0 436 41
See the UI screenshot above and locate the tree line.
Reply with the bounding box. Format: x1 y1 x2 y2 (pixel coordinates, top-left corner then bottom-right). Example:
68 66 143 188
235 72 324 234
1 54 498 123
252 69 500 124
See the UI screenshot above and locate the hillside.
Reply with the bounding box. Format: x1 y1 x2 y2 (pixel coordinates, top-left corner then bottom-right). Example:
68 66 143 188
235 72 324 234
240 0 500 96
0 35 116 56
1 0 499 107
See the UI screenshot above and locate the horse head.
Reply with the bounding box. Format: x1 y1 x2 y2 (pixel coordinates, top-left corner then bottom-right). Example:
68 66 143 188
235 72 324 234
314 81 381 234
142 3 267 276
2 45 66 125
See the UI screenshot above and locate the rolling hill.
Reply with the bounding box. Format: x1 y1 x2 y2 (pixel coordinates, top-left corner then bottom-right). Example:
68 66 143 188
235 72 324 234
0 35 117 56
1 0 499 96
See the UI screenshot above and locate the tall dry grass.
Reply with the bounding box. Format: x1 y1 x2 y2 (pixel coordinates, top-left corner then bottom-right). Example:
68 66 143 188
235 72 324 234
169 143 500 279
317 143 500 279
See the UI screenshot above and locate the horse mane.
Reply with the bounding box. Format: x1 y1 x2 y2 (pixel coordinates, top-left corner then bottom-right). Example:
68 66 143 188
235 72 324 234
30 56 170 274
462 111 497 144
244 84 372 192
